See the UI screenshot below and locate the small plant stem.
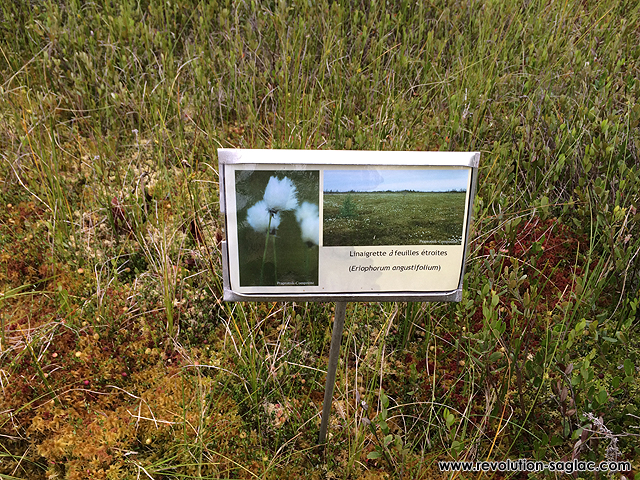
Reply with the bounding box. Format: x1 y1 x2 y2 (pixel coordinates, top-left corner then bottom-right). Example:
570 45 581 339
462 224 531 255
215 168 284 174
272 233 277 284
402 302 416 351
260 215 273 285
164 262 174 337
367 420 395 470
305 246 310 279
27 343 61 407
0 313 4 353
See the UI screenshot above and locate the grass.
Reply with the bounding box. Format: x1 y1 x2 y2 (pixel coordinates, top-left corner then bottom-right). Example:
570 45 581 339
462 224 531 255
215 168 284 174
1 0 640 479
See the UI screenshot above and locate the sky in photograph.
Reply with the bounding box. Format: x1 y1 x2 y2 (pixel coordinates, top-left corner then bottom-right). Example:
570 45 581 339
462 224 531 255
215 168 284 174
323 168 469 192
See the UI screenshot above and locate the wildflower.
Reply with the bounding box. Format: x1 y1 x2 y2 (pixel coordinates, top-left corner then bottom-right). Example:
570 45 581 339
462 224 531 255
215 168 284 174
247 177 296 286
294 201 318 223
249 201 278 285
295 202 319 246
299 216 319 245
247 200 281 233
263 176 298 213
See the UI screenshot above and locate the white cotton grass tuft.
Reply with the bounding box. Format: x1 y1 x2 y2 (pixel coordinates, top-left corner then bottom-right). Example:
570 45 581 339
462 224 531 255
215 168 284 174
295 201 319 245
295 201 318 223
299 216 319 245
263 176 298 213
247 200 280 233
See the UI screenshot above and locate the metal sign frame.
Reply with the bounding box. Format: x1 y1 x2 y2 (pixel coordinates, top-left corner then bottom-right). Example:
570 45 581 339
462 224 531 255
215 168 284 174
218 149 479 303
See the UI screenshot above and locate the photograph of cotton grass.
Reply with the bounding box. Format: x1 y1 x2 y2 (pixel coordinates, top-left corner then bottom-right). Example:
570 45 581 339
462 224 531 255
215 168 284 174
323 168 469 246
235 170 320 286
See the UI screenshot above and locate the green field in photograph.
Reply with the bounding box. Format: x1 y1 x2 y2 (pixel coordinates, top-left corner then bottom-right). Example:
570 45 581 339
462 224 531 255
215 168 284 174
323 191 466 246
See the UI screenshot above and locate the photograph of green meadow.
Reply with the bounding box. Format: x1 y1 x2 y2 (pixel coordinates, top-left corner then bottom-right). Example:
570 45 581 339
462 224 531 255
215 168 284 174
236 170 319 286
323 169 468 246
1 0 639 478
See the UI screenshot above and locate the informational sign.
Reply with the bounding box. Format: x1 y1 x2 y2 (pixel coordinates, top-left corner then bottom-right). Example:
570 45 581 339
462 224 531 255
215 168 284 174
219 149 479 302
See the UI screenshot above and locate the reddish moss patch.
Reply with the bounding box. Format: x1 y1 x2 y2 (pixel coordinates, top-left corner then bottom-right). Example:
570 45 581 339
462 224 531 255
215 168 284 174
482 216 585 308
0 201 50 287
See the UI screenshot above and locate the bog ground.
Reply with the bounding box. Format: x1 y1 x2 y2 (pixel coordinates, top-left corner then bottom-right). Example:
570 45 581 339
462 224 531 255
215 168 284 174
0 1 639 479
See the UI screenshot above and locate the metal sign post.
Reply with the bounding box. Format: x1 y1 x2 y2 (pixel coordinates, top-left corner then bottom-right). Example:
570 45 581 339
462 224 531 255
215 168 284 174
317 301 347 445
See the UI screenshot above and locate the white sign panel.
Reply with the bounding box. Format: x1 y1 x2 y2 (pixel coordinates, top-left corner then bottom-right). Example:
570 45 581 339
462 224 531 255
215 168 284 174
219 150 479 302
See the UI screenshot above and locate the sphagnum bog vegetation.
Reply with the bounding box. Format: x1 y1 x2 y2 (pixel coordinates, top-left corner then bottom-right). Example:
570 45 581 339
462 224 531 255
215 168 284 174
0 0 639 479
